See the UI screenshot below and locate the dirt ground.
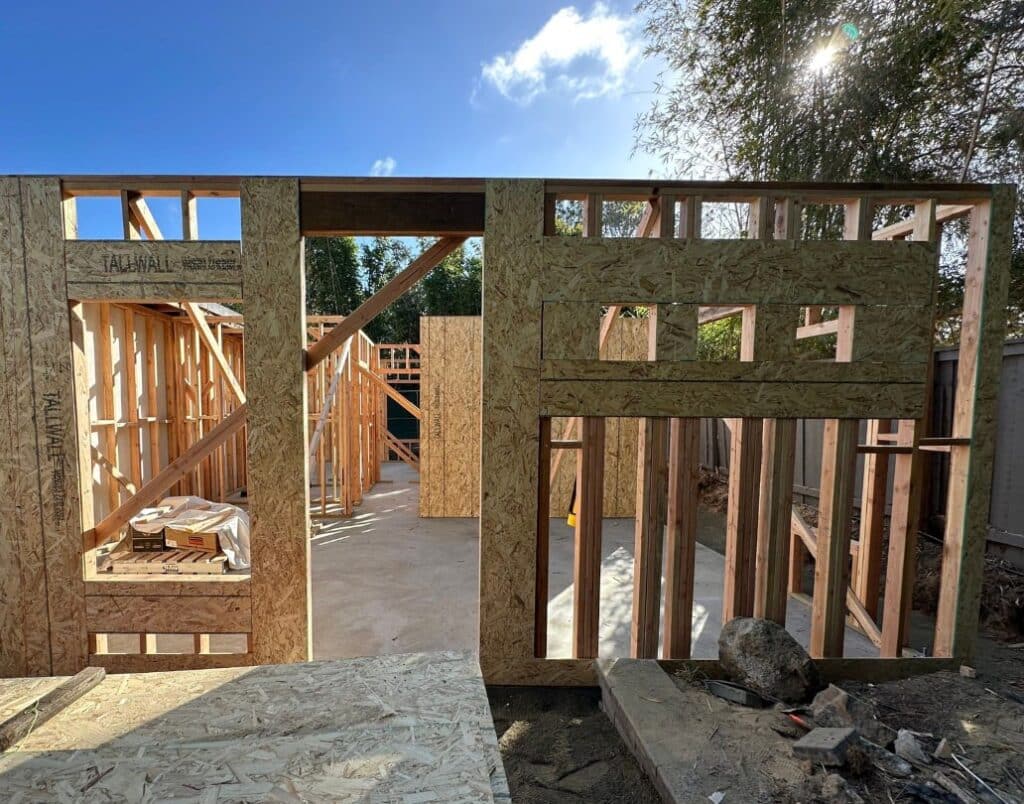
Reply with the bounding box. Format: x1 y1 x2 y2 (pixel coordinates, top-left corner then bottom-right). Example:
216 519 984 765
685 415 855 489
488 686 660 803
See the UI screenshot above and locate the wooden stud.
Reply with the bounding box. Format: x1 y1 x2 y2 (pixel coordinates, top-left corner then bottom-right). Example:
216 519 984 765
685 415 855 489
0 667 105 752
855 418 891 619
754 418 796 624
241 178 311 665
479 180 544 678
535 417 552 658
631 417 669 657
810 198 872 657
181 190 198 240
724 199 777 624
573 416 605 659
881 200 939 656
934 188 1014 659
120 190 141 240
663 417 700 658
122 308 143 491
184 303 246 403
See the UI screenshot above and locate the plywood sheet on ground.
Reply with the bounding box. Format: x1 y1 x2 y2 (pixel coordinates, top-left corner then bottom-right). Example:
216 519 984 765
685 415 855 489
420 315 646 518
0 650 509 802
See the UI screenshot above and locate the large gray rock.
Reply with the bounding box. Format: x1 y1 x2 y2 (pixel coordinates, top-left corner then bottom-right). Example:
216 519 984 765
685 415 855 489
718 617 822 703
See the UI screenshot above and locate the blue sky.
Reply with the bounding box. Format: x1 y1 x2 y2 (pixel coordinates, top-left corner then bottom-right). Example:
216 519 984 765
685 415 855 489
0 1 662 189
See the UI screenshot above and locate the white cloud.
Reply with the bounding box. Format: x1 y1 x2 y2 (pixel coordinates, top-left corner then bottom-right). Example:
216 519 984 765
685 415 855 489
480 3 640 105
370 156 397 176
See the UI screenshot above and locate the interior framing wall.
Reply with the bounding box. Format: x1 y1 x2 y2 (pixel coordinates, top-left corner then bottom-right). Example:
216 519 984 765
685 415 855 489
0 173 1012 687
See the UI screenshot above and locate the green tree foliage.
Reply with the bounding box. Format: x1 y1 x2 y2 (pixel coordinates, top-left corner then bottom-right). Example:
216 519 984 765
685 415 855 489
305 237 363 315
303 235 483 344
636 0 1024 340
360 237 419 343
421 239 483 318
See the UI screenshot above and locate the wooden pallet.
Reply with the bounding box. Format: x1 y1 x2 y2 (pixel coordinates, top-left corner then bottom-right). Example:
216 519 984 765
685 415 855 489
100 549 228 575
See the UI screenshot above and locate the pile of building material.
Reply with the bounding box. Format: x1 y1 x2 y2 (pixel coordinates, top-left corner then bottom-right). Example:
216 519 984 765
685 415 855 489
98 496 250 576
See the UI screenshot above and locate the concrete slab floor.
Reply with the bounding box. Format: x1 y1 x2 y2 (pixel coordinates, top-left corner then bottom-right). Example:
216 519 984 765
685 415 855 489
311 462 878 660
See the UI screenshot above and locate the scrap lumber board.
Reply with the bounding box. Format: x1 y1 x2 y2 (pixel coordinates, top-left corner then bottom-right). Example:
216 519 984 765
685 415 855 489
597 658 805 802
0 651 509 802
0 668 105 752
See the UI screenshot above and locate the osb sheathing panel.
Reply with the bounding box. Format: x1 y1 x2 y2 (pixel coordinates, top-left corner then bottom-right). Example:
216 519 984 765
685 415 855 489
0 178 49 677
0 651 509 802
421 315 647 518
65 240 243 301
241 178 311 665
420 316 481 517
19 178 88 674
540 237 937 304
85 593 252 633
479 179 543 669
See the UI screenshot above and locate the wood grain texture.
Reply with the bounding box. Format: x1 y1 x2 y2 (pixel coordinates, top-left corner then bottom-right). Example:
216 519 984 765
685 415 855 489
0 177 49 677
855 419 891 620
663 417 700 658
934 187 1016 659
631 417 669 657
573 417 606 659
20 178 89 674
419 316 481 517
540 237 936 304
541 301 602 359
540 358 927 384
754 417 796 625
241 178 311 665
479 180 544 678
539 379 926 419
810 419 860 656
653 303 697 361
723 416 762 623
86 595 252 633
0 667 104 752
65 240 242 301
423 317 650 519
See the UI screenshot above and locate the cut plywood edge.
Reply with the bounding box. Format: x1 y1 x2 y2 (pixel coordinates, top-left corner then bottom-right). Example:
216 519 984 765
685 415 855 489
0 650 509 802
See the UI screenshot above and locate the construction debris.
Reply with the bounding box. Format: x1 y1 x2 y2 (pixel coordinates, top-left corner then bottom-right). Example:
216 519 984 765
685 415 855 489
895 729 934 767
810 683 896 746
792 727 858 766
717 617 822 703
934 738 954 761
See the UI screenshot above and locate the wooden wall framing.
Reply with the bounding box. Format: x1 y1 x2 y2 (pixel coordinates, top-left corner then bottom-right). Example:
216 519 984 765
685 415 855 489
479 178 1015 686
0 174 1013 687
